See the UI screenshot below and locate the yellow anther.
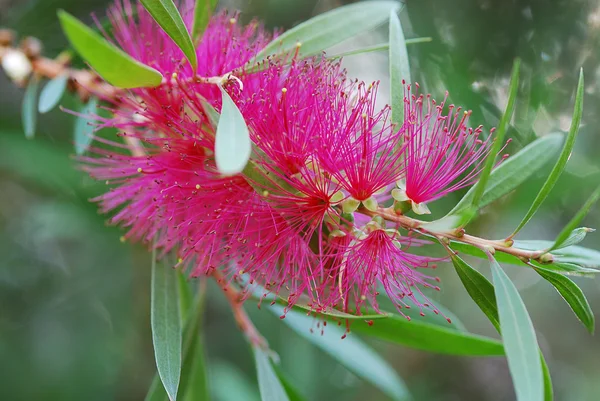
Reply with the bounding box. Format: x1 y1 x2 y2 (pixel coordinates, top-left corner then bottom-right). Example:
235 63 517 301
119 236 126 243
262 190 270 197
172 72 178 80
195 184 201 190
281 87 287 93
137 167 143 173
295 41 302 48
361 113 367 119
177 258 183 264
229 18 237 24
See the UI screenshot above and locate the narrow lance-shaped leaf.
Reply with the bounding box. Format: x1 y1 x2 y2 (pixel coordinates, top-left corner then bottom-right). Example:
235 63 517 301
548 184 600 251
509 69 584 238
449 250 553 400
192 0 218 40
254 346 290 401
389 9 411 128
533 266 594 333
327 38 432 59
151 249 182 401
465 59 520 223
254 1 400 61
22 76 39 139
270 305 411 401
38 74 68 113
447 133 563 217
215 86 251 175
491 257 543 401
140 0 198 70
74 97 99 155
57 10 163 88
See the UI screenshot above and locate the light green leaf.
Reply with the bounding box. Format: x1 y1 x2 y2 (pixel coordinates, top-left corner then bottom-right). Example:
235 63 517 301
446 133 563 219
38 74 68 113
491 258 543 401
509 69 584 238
327 38 431 59
549 184 600 251
254 347 290 401
58 10 163 88
22 76 39 139
271 305 411 401
531 261 599 277
516 240 600 268
389 9 411 128
151 250 182 401
463 59 520 224
350 313 504 356
254 1 400 61
74 97 99 155
533 266 594 333
215 86 251 175
144 375 169 401
140 0 197 70
192 0 218 40
450 254 500 331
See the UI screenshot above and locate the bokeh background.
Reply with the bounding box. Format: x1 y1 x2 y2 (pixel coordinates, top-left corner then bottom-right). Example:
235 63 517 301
1 0 600 400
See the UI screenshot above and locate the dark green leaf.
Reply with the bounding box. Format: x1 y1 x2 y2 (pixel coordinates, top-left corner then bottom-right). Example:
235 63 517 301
254 1 400 61
389 9 411 128
151 250 182 401
549 184 600 251
254 347 290 401
58 10 163 88
144 375 169 401
38 74 68 113
271 305 411 401
450 254 500 331
468 59 520 216
274 367 308 401
215 86 251 175
74 97 99 155
491 258 543 401
192 0 218 40
510 69 584 238
140 0 197 70
533 266 594 333
350 313 504 356
22 76 39 139
541 356 554 401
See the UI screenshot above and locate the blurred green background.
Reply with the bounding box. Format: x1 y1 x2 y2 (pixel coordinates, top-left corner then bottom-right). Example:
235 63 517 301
1 0 600 400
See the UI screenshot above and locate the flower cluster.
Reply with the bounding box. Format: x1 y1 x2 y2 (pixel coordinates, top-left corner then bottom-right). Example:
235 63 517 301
81 0 501 319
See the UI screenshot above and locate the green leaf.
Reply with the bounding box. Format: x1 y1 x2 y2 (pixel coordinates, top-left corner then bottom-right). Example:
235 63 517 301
145 375 169 401
389 9 411 128
468 59 520 214
254 347 290 401
58 10 163 88
22 76 39 139
531 261 599 277
450 254 500 331
74 97 99 155
541 356 554 401
215 86 251 175
151 250 182 401
533 266 594 333
509 69 584 238
327 38 431 59
271 305 411 401
491 258 543 401
192 0 218 40
38 74 68 113
552 227 595 250
446 133 563 219
140 0 197 70
549 184 600 251
449 240 525 266
273 367 308 401
516 240 600 268
254 1 400 61
350 313 504 356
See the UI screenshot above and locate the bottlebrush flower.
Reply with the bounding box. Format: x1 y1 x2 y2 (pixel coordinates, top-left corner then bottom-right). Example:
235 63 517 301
393 83 508 214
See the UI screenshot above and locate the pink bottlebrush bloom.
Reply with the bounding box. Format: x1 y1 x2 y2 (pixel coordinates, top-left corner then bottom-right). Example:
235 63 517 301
320 225 445 319
397 83 509 214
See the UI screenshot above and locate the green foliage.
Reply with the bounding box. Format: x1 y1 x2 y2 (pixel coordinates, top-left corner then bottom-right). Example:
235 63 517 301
57 10 163 88
389 9 411 128
510 69 585 238
254 347 290 401
38 74 68 114
192 0 218 40
140 0 198 71
271 305 411 401
491 258 543 401
215 86 251 175
254 1 399 61
74 97 98 155
22 76 39 139
151 251 182 401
